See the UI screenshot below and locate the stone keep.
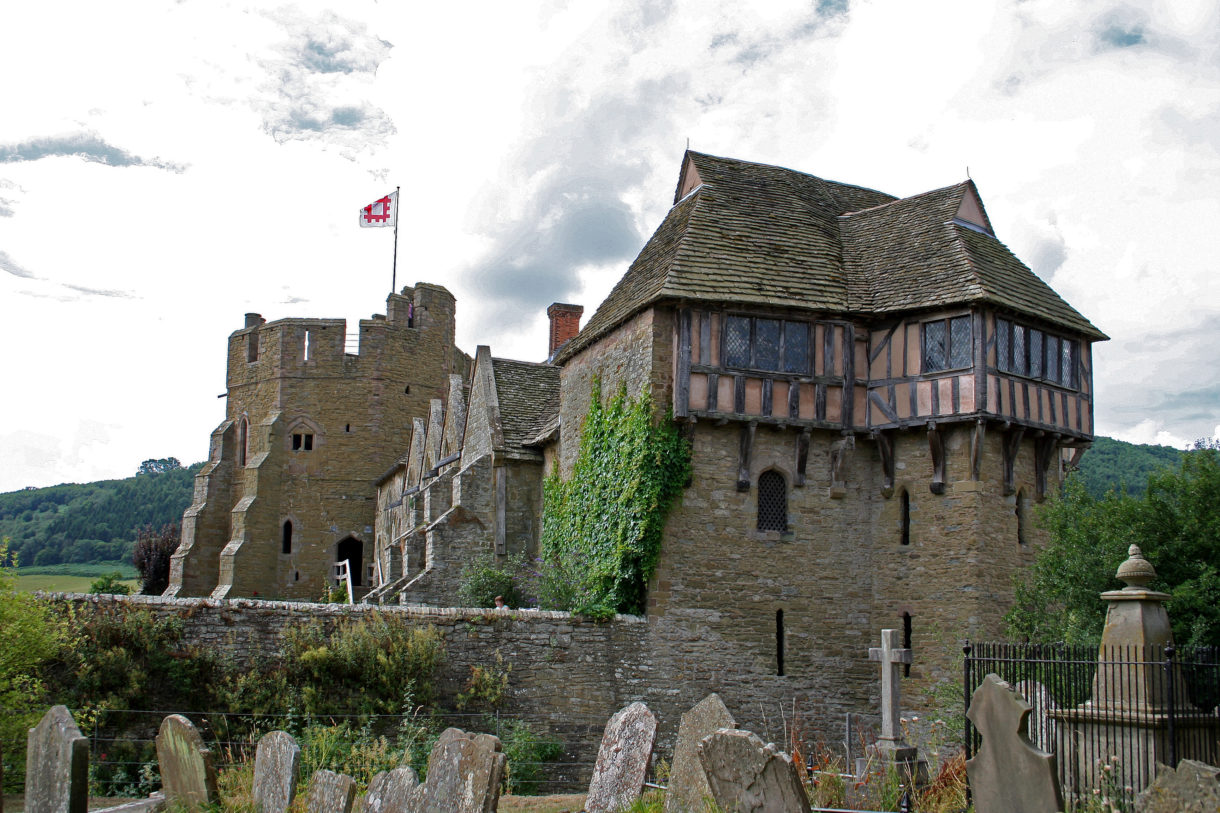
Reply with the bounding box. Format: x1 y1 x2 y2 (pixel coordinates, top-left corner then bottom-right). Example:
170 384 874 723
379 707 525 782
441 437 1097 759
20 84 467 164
168 283 467 601
24 705 88 813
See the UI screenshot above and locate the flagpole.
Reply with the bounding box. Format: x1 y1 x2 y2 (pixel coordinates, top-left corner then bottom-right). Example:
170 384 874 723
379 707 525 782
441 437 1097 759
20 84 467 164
391 186 400 294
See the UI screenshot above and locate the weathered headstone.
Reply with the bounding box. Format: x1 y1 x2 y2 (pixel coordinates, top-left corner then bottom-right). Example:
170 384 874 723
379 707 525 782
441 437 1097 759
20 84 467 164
359 766 420 813
585 702 658 813
24 705 89 813
154 714 219 810
665 694 736 813
85 794 165 813
253 730 301 813
697 728 810 813
419 727 505 813
1013 679 1058 753
307 769 357 813
966 673 1064 813
1135 759 1220 813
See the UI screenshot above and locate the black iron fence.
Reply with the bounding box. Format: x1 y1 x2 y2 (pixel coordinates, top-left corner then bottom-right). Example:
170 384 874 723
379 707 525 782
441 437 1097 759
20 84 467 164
964 642 1220 811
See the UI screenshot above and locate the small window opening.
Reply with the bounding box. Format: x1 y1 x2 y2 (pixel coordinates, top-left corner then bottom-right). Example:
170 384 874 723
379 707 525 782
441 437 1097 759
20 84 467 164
247 332 259 362
238 417 249 467
282 521 292 554
900 490 911 546
303 434 313 451
304 329 312 361
776 609 785 676
404 385 410 395
1017 490 1029 546
902 612 913 677
345 424 351 433
292 433 314 451
294 570 300 582
757 470 788 531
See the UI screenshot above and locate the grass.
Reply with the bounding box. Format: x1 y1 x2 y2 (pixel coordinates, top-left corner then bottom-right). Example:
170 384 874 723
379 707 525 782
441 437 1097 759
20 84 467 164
14 561 140 594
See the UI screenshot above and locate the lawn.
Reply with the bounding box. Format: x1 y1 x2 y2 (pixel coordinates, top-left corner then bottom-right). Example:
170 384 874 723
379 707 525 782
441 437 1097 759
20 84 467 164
13 562 140 594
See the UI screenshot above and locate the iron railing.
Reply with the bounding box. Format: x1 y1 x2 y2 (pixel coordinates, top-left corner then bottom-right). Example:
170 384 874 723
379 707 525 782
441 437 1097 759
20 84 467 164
964 641 1220 811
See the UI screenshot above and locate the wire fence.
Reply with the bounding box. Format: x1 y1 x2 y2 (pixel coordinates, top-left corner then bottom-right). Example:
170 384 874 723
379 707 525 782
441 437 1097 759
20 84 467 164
3 706 602 798
964 642 1220 812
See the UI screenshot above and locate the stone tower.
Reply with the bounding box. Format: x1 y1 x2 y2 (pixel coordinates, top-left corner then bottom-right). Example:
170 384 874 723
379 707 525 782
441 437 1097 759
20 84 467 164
166 283 468 600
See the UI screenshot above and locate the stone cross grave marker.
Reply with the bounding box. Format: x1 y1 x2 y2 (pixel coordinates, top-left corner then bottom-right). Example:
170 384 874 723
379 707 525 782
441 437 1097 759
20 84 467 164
966 673 1064 813
868 628 912 752
307 768 357 813
585 702 658 813
665 693 736 813
697 728 810 813
252 730 301 813
24 705 89 813
358 766 419 813
155 714 219 810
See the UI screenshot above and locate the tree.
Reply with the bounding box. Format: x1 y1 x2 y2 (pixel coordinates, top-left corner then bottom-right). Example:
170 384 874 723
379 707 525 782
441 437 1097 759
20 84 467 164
0 538 70 788
132 522 180 595
137 457 182 475
1008 441 1220 646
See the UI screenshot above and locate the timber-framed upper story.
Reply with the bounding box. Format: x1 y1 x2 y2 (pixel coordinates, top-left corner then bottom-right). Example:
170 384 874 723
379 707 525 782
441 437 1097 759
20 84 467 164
555 151 1107 445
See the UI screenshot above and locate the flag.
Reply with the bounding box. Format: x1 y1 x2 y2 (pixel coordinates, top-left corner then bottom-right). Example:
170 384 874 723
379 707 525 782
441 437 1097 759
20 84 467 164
359 190 397 228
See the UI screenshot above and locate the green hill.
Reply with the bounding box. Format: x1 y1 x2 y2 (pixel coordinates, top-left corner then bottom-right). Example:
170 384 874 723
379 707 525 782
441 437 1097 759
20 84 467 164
0 460 202 568
1074 436 1184 498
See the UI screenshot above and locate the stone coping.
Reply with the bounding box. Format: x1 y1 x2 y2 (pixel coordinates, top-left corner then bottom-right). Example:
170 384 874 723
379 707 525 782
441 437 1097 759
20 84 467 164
37 592 647 624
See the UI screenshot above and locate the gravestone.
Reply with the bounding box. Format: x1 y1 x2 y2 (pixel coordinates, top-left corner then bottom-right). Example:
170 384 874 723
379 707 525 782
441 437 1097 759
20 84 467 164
697 728 810 813
864 628 924 781
419 727 505 813
155 714 219 810
1135 759 1220 813
585 702 658 813
966 673 1063 813
358 766 420 813
307 769 357 813
1013 679 1058 753
665 693 736 813
253 730 301 813
24 705 89 813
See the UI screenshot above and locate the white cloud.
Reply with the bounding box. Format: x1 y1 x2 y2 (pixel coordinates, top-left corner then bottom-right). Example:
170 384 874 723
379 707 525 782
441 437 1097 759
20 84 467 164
0 0 1217 490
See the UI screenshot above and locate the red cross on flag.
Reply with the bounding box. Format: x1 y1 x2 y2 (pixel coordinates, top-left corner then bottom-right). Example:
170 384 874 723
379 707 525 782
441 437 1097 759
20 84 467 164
359 190 398 228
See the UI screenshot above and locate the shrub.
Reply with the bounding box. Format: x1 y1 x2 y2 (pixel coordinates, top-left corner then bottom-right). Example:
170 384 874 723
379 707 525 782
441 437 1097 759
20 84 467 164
89 571 132 595
457 552 530 608
132 522 179 595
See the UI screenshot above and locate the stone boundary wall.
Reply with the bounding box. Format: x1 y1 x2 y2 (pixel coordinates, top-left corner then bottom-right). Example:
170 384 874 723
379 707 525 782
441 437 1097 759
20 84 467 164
41 593 650 787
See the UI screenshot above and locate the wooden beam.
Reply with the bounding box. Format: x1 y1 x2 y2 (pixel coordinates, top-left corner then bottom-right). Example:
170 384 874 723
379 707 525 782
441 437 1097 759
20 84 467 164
675 308 691 418
875 430 895 497
1035 433 1060 501
971 419 986 481
928 424 946 494
736 422 755 492
795 430 810 487
1002 426 1024 496
830 434 854 498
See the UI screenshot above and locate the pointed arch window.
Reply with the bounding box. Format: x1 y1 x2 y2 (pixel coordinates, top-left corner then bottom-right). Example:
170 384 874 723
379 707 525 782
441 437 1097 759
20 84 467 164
238 417 249 467
757 470 788 532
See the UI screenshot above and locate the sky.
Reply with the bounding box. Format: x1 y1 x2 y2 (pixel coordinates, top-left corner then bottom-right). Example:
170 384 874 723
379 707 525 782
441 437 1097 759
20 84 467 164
1 0 1218 492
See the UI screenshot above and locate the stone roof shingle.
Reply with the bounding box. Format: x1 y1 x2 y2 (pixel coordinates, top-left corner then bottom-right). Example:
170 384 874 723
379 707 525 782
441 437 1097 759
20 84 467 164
490 358 560 455
557 151 1104 361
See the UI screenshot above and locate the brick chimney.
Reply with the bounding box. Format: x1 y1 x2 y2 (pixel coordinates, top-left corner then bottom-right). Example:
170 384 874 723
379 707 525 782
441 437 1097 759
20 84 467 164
547 303 584 358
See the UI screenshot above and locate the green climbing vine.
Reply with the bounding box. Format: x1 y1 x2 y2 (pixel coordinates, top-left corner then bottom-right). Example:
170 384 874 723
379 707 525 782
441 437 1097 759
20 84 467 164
539 380 691 617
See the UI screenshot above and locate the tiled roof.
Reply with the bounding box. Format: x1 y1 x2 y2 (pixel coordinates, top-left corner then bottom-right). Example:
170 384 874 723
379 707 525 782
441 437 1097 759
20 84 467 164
490 358 560 455
557 151 1104 361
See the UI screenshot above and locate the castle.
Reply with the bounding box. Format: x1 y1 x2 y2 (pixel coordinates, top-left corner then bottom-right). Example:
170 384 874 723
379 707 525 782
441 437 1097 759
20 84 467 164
168 150 1104 726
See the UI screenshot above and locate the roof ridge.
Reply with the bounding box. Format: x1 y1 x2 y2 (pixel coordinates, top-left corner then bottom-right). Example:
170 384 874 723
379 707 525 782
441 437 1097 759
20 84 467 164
839 180 969 219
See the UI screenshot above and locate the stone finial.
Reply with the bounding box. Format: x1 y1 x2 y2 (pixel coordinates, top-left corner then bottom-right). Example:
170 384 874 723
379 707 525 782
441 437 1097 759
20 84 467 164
1116 544 1157 589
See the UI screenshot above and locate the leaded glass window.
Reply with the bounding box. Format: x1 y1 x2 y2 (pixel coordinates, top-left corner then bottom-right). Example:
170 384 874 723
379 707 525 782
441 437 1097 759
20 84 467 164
1012 324 1027 376
922 320 947 371
724 316 750 368
1061 340 1075 388
950 316 972 368
1029 330 1043 379
783 322 809 373
755 319 781 370
757 470 788 532
993 316 1080 390
996 319 1010 370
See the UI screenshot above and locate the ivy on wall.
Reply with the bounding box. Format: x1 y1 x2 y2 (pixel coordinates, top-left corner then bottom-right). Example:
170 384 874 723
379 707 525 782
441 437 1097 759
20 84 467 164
540 381 691 616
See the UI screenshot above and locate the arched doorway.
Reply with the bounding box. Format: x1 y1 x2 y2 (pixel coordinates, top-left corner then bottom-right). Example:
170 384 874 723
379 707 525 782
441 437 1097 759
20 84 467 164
336 537 363 587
